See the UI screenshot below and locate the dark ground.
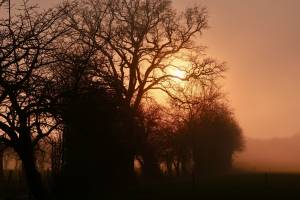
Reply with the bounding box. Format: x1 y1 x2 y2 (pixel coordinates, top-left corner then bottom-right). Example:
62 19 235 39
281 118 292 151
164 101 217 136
2 172 300 200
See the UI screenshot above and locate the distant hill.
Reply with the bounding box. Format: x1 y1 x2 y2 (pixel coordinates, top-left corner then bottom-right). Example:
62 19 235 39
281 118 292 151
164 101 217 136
234 134 300 172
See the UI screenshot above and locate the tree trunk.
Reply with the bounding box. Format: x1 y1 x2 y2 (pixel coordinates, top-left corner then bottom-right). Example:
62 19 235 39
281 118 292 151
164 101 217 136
173 160 180 177
166 159 173 177
142 149 161 179
112 148 136 187
181 156 188 176
20 151 47 200
0 150 4 182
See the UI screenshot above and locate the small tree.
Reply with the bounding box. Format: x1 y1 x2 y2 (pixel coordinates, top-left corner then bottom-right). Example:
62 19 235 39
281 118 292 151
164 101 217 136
188 102 244 175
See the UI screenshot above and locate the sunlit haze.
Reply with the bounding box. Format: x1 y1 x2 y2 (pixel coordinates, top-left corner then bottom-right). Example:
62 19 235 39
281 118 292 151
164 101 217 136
173 0 300 139
4 0 298 172
14 0 300 139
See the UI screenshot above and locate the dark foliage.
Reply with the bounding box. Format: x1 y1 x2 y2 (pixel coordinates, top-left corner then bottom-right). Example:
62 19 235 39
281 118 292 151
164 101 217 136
188 103 244 175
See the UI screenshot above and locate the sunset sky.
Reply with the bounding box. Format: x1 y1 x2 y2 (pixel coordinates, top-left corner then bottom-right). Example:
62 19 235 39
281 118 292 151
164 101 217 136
174 0 300 139
15 0 300 139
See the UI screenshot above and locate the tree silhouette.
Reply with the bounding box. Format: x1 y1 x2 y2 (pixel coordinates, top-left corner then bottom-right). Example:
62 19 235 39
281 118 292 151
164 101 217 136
0 1 68 199
187 102 244 176
58 0 225 184
44 39 140 198
135 103 167 179
0 0 245 199
58 88 134 199
63 0 225 110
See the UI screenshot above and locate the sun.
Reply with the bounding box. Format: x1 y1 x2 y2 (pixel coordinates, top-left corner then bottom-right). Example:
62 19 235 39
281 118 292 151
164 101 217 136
167 56 190 80
172 68 186 79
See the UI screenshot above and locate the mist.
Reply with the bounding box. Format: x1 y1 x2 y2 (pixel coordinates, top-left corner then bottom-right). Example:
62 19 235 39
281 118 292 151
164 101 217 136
235 134 300 172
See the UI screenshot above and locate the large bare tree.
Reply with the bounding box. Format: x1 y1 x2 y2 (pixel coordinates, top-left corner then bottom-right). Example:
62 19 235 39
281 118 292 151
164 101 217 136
63 0 225 111
53 0 226 188
0 1 68 199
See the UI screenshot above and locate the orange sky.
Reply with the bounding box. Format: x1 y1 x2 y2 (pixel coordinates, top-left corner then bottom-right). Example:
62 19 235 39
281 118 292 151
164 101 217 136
7 0 300 139
173 0 300 139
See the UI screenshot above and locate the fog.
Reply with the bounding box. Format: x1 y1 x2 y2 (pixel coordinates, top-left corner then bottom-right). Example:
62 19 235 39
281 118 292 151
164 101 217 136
236 134 300 172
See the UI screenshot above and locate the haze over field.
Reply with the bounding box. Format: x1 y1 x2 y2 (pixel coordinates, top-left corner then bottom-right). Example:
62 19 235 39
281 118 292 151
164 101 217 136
236 134 300 172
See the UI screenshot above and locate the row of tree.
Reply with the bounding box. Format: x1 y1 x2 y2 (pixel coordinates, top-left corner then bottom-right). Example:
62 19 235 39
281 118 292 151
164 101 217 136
0 0 243 199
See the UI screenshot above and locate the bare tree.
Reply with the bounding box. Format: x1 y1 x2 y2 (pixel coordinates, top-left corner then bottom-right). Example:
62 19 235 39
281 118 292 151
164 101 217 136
0 1 68 199
56 0 225 185
63 0 225 111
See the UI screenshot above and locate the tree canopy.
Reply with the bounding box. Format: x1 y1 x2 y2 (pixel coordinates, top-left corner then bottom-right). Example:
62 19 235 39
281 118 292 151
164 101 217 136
62 0 225 110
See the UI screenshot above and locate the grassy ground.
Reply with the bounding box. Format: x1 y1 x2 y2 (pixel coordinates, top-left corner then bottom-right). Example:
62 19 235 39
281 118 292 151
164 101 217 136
2 173 300 199
125 173 300 200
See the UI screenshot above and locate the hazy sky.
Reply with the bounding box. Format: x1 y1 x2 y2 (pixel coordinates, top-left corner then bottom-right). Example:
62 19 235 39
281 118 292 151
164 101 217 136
173 0 300 139
5 0 300 139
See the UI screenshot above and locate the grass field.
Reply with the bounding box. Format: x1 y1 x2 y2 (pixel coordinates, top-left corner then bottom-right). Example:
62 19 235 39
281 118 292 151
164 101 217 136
2 173 300 199
126 173 300 200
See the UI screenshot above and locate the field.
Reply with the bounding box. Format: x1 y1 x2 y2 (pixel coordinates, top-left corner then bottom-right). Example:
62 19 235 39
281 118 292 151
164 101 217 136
2 173 300 199
126 173 300 200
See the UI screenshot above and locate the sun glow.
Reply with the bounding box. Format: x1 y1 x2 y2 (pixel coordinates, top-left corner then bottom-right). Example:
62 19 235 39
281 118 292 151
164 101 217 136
167 57 190 81
171 68 186 79
149 55 191 103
